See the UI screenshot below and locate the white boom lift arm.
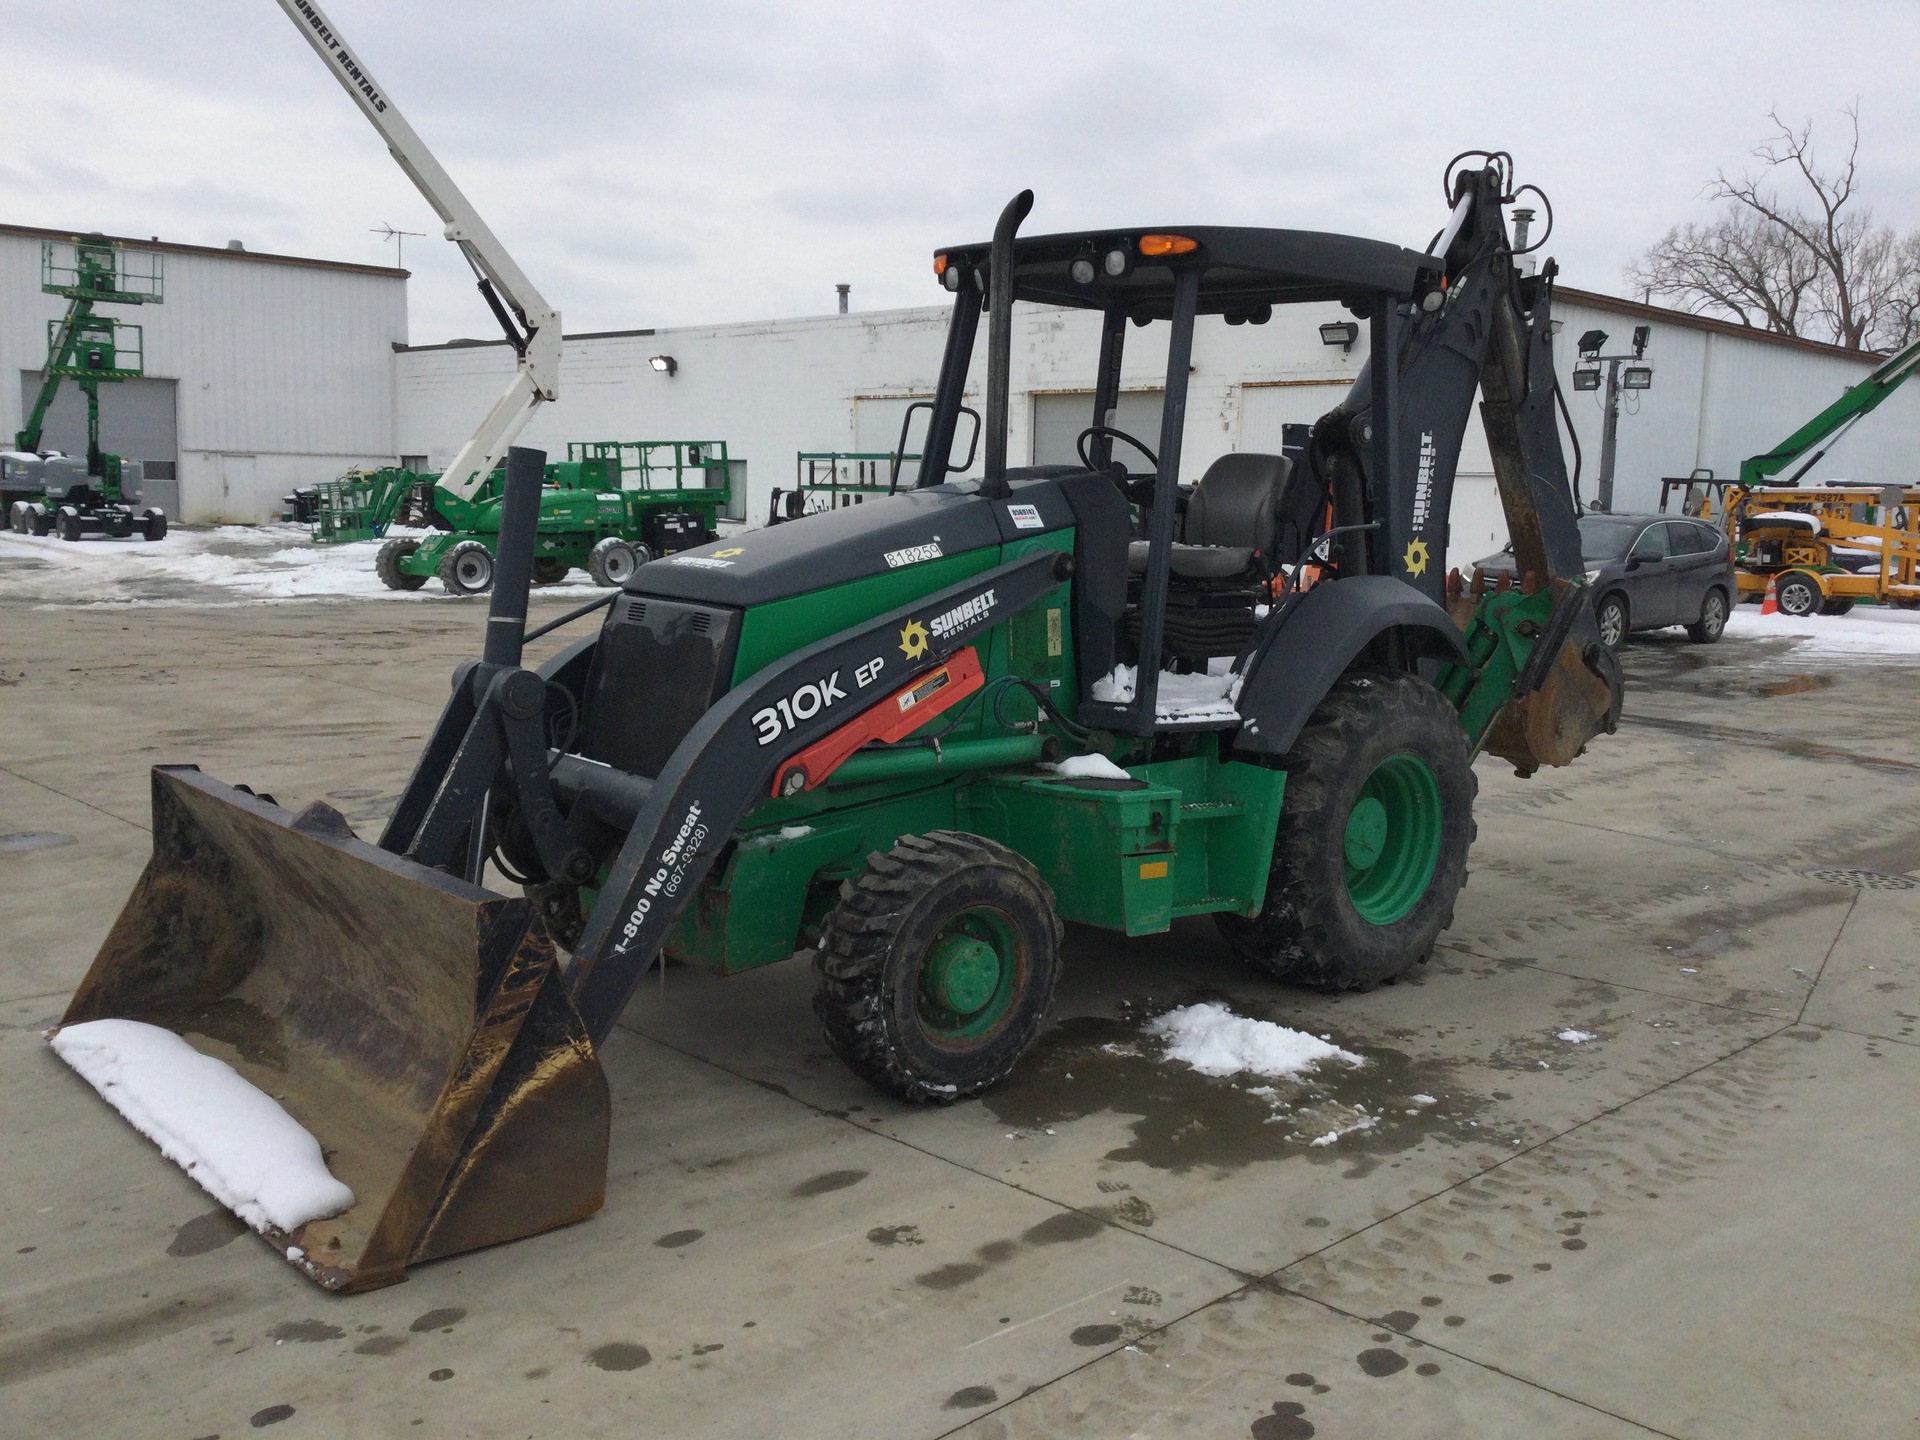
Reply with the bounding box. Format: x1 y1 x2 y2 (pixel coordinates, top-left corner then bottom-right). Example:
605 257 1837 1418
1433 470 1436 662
274 0 558 502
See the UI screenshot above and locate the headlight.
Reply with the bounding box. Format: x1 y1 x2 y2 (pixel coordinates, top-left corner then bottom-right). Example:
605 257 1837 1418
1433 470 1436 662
1583 568 1602 584
1069 257 1096 285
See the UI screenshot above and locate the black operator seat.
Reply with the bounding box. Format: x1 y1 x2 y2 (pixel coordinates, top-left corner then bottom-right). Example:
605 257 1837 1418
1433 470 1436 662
1127 452 1291 579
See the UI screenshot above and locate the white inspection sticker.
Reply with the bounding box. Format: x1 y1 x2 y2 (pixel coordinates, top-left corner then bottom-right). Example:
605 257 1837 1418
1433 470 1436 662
1007 503 1043 530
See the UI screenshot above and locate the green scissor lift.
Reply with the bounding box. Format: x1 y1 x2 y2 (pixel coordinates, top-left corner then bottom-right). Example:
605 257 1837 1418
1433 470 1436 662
768 451 919 526
356 440 732 593
6 237 168 541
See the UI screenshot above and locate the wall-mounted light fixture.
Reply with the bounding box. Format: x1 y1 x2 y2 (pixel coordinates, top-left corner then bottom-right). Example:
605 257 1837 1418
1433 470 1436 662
1318 320 1359 353
649 355 677 376
1572 365 1602 392
1622 363 1653 391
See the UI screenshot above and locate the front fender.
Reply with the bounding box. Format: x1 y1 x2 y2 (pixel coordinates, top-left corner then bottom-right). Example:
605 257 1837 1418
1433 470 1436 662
1234 575 1466 757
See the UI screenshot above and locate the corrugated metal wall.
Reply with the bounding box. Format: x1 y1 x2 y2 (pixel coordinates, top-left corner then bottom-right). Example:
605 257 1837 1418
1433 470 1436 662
1 230 406 522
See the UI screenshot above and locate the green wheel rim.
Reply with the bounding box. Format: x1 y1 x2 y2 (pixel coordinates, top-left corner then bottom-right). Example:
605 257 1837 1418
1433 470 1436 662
917 908 1019 1042
1343 752 1443 925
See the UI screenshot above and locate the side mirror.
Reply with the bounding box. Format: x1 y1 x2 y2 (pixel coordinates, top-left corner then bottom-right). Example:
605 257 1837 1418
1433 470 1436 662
1624 554 1643 571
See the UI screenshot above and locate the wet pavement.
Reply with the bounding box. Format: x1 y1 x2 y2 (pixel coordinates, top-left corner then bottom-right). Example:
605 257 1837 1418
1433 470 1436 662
2 589 1918 1438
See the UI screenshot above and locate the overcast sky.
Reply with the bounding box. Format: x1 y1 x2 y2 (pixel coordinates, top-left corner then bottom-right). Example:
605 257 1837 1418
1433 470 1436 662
5 1 1916 345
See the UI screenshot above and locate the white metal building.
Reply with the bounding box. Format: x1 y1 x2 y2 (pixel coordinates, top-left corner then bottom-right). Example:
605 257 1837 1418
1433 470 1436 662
397 286 1920 561
2 223 406 523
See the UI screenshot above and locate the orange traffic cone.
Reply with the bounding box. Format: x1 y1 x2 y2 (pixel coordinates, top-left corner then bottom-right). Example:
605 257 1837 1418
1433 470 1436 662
1761 574 1779 615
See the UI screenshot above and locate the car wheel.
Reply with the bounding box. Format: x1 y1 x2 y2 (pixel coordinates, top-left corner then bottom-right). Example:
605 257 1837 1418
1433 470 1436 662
1773 571 1823 618
1594 592 1629 649
438 539 496 595
1686 588 1728 644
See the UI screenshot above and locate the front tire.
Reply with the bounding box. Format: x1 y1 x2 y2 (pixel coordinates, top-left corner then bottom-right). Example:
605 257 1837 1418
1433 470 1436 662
1594 592 1629 649
1773 571 1822 618
1217 670 1475 992
587 536 640 587
376 537 428 590
814 832 1063 1103
438 539 495 595
532 556 570 586
56 506 83 542
1686 588 1728 643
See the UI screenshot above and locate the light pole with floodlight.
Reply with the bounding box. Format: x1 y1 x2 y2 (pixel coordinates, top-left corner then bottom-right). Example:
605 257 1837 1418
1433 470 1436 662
1572 325 1653 511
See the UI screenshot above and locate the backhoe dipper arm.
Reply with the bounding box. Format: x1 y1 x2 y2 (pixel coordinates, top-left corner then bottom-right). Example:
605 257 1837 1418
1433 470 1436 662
1308 163 1618 768
273 0 559 501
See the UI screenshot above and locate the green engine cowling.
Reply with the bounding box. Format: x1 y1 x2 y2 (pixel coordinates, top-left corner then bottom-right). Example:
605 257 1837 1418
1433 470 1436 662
555 475 1288 977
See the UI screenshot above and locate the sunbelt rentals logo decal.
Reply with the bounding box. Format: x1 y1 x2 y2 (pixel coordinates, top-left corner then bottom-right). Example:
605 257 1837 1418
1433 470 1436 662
1405 429 1435 578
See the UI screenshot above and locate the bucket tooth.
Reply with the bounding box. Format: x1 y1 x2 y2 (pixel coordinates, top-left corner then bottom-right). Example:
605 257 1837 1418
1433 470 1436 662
54 765 610 1292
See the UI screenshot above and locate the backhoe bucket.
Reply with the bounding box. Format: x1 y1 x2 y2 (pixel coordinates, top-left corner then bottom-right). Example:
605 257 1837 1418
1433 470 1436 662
52 765 610 1292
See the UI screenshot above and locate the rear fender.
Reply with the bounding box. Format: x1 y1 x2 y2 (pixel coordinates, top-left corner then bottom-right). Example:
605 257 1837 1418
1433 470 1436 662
1233 575 1466 757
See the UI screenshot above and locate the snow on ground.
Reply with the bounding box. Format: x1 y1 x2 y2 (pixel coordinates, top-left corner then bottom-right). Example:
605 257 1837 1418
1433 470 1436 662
0 524 601 606
1089 664 1244 722
1147 1002 1364 1080
1557 1029 1596 1043
1041 753 1134 781
1723 604 1920 661
50 1019 354 1233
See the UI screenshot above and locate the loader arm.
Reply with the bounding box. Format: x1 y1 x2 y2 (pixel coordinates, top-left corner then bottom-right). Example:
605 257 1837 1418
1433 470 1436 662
272 0 559 500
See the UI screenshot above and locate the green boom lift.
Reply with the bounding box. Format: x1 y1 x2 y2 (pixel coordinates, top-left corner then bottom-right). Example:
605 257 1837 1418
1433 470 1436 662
1739 332 1920 487
6 236 169 541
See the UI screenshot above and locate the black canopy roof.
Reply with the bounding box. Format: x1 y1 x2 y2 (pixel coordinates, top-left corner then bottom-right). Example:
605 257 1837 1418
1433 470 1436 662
935 226 1445 320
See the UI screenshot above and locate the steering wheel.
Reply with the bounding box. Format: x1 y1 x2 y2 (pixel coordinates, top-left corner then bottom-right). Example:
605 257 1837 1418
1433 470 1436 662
1076 425 1158 477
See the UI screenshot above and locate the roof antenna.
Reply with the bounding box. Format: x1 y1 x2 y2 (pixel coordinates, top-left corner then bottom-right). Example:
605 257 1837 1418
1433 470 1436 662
979 188 1033 501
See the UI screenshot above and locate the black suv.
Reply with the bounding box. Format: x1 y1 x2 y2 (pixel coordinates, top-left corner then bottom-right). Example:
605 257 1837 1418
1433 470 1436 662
1474 513 1737 649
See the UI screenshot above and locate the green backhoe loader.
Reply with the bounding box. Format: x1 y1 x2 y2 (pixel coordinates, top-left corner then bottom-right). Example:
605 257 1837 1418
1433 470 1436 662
54 153 1621 1291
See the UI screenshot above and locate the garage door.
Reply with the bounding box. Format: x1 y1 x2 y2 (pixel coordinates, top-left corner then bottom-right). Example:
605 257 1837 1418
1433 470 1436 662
1030 391 1165 467
20 373 178 474
1238 381 1349 454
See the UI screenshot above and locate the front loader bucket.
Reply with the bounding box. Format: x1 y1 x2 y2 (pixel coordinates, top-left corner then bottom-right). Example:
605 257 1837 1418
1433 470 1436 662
52 766 610 1292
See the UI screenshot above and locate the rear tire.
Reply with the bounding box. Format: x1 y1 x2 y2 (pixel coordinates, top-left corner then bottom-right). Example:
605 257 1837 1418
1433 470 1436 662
56 506 83 542
1686 587 1728 643
587 536 639 587
814 831 1063 1103
377 537 427 591
532 557 570 586
28 504 51 537
141 508 168 542
8 501 25 534
1774 571 1823 618
1820 596 1855 616
1594 592 1629 649
1217 670 1475 992
438 539 495 595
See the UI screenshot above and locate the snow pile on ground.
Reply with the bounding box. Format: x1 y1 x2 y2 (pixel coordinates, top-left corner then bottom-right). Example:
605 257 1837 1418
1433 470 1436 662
1557 1029 1596 1043
0 524 601 606
50 1019 354 1233
1090 664 1244 722
1041 753 1134 781
1147 1002 1364 1080
1724 604 1920 660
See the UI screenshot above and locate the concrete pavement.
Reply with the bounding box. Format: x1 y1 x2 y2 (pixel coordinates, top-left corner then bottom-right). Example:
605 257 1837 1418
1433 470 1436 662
2 583 1916 1438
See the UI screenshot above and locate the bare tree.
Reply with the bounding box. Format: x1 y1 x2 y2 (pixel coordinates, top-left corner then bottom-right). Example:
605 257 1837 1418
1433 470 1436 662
1629 107 1920 352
